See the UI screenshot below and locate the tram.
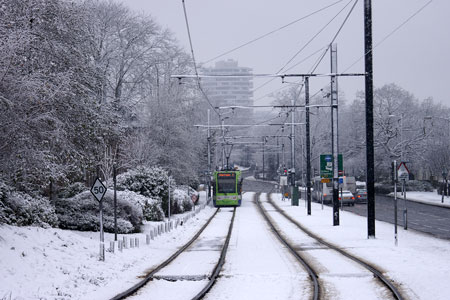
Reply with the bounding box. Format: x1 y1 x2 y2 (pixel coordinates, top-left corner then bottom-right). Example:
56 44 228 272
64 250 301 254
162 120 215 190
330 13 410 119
212 170 243 207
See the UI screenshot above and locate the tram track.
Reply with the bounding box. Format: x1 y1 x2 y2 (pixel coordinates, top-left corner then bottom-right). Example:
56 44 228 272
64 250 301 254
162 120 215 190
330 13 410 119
254 193 320 300
110 207 236 300
257 192 405 300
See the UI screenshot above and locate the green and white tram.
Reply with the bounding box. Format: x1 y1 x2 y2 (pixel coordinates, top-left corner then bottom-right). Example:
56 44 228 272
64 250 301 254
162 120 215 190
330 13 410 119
212 170 243 207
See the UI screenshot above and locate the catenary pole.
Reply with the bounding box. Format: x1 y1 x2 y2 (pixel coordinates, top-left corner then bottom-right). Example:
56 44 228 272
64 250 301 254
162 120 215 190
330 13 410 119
365 0 376 238
207 109 211 200
291 94 296 186
305 77 312 215
331 43 340 226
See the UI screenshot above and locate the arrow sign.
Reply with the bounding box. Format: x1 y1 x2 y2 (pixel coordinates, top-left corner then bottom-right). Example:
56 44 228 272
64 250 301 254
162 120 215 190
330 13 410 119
91 178 107 202
397 162 410 181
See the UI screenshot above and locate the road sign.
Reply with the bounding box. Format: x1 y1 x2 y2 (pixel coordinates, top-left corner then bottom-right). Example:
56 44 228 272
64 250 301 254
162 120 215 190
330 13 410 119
397 162 410 181
280 175 288 186
320 154 343 178
91 178 107 202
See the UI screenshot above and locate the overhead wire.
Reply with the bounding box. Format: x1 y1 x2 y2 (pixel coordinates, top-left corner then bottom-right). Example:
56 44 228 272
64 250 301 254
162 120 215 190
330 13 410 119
202 0 345 65
291 0 358 108
277 0 355 74
252 0 353 95
181 0 220 117
342 0 433 73
308 0 433 100
307 0 359 75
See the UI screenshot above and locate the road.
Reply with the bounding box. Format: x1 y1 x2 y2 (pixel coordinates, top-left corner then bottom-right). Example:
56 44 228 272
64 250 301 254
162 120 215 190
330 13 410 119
346 194 450 240
243 177 450 240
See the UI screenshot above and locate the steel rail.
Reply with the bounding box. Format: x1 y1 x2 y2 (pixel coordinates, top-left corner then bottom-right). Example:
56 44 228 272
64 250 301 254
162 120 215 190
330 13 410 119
110 208 221 300
268 194 405 300
191 207 236 300
255 193 320 300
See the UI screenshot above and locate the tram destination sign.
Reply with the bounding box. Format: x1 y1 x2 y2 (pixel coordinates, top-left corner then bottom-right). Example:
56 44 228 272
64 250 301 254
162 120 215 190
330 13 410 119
91 178 107 202
320 154 343 178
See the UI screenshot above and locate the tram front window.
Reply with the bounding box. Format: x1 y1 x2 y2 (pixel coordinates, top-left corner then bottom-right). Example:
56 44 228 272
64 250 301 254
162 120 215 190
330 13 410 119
217 178 236 194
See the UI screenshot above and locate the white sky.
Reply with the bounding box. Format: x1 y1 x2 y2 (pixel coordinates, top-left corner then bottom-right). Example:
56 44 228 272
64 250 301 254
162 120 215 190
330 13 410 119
120 0 450 106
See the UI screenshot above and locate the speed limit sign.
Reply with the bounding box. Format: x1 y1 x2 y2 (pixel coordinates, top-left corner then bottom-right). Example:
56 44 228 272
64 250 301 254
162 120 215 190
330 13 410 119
91 178 107 202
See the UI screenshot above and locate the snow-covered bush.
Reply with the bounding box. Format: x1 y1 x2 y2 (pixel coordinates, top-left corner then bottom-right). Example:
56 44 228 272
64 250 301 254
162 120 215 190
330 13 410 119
116 166 169 199
118 189 164 222
116 166 171 216
0 181 58 227
171 188 195 214
55 190 143 233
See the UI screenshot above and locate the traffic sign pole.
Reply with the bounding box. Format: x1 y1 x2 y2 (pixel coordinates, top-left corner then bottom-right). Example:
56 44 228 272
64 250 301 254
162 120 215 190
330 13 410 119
397 162 409 231
403 179 408 230
91 177 107 261
393 160 398 246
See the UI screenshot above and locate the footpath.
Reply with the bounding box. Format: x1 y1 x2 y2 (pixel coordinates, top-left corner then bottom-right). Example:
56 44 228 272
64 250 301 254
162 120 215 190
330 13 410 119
388 190 450 208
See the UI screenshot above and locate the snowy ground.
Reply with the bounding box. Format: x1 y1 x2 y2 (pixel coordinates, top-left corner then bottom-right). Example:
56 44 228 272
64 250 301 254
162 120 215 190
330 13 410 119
0 193 215 300
272 193 450 300
1 190 450 299
205 192 309 300
389 190 450 208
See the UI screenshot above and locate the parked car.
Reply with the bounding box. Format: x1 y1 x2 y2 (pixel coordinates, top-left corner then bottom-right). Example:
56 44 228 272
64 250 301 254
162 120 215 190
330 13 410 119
355 188 367 203
338 190 355 206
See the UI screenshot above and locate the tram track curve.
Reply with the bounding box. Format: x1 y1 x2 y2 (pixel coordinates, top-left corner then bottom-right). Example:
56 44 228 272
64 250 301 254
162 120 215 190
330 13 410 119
264 193 405 300
110 207 236 300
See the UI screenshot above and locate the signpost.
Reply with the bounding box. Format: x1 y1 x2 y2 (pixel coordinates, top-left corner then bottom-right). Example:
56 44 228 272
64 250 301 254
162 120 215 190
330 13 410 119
397 162 409 230
320 154 343 225
91 178 107 261
320 154 343 178
392 160 398 245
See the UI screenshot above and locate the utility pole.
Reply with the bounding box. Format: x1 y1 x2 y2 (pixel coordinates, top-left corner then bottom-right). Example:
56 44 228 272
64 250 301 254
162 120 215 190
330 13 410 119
207 109 211 200
221 117 226 169
276 136 280 170
331 43 339 226
290 97 296 186
365 0 376 238
305 76 312 215
262 137 265 180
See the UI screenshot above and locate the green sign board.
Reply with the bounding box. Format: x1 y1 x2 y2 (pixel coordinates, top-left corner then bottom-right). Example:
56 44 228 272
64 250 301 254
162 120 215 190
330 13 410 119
320 154 343 178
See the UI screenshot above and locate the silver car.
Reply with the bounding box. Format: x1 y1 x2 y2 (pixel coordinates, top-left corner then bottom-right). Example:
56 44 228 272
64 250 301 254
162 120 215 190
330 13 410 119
339 190 355 206
355 189 367 203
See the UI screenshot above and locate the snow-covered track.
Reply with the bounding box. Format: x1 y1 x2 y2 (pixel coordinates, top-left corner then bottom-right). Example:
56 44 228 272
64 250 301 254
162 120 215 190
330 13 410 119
255 193 320 300
265 193 405 300
191 207 236 300
110 207 236 300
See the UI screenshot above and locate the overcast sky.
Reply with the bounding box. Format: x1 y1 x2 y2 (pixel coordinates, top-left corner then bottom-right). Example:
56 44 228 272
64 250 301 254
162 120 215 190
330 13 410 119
120 0 449 107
